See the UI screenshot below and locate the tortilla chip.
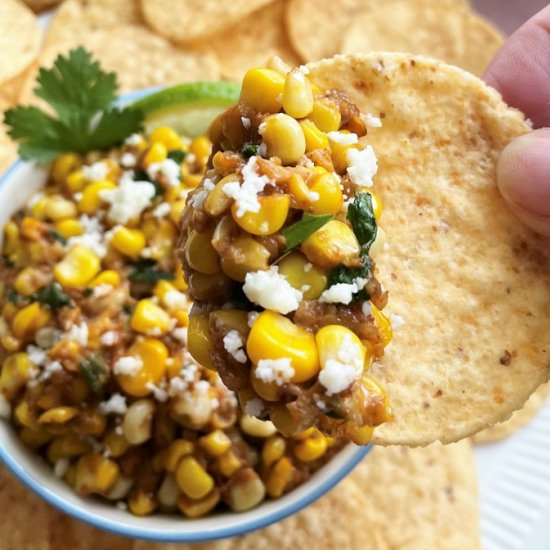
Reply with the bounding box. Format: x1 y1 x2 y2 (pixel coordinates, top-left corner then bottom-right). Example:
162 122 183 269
192 1 301 82
141 0 276 43
21 0 62 13
307 53 550 446
341 1 504 76
473 383 550 443
0 98 17 177
285 0 470 62
0 0 41 85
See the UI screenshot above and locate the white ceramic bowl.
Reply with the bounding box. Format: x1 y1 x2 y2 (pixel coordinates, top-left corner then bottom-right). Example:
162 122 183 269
0 89 371 542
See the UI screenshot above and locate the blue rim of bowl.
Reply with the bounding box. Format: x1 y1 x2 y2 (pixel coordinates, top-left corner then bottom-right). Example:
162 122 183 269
0 87 372 542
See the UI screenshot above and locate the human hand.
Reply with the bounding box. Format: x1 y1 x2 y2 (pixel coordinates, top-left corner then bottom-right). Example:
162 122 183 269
484 4 550 236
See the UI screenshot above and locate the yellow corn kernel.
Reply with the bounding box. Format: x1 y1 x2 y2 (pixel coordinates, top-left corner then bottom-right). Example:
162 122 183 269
361 374 392 423
293 433 327 462
116 338 168 397
266 55 292 75
143 142 167 167
12 302 51 340
178 489 220 518
103 430 131 458
270 405 299 437
3 302 17 321
368 191 382 220
240 68 285 113
300 119 329 151
190 136 211 161
240 414 277 437
164 439 195 472
309 101 341 132
47 433 91 462
2 221 19 259
54 245 100 288
75 453 120 495
170 200 187 225
0 353 33 398
183 172 202 188
65 170 86 193
307 172 343 215
153 279 176 303
287 172 310 207
184 228 220 275
260 114 306 165
301 219 360 269
232 194 290 236
1 335 21 352
147 219 177 261
199 430 232 457
278 251 327 300
370 304 392 346
78 181 116 214
38 406 78 425
150 126 183 150
330 140 356 173
247 311 319 383
111 227 146 258
219 236 270 283
369 226 386 258
262 435 286 467
14 400 39 429
282 69 314 118
216 451 242 477
225 470 265 511
55 218 83 238
203 174 236 217
20 217 46 241
251 373 282 402
131 299 171 335
14 267 43 296
186 314 215 370
344 423 374 445
294 427 318 440
19 426 52 450
128 490 157 516
44 195 78 221
74 411 107 436
173 262 188 291
175 456 214 499
51 153 81 186
88 270 121 288
266 457 294 498
29 195 48 220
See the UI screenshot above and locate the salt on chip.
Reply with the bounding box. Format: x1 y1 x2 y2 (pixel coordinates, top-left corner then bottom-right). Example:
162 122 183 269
141 0 276 43
341 0 504 76
307 52 550 446
0 0 41 85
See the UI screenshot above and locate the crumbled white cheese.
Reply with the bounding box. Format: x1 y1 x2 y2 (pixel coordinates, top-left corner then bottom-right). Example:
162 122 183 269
361 113 382 128
243 266 303 314
116 501 128 511
258 142 268 157
303 262 312 273
189 178 215 210
223 330 247 363
255 358 294 385
125 133 142 146
319 278 366 305
147 159 181 187
38 361 63 383
245 398 264 417
93 284 113 298
347 146 378 188
152 201 171 219
327 131 359 145
83 162 108 182
248 311 260 328
319 333 364 395
0 394 11 419
26 345 47 365
172 327 188 343
361 301 372 316
28 192 44 209
300 284 311 293
99 393 127 415
68 232 108 258
163 289 188 310
100 331 118 346
146 382 169 402
389 313 405 330
100 179 156 224
222 156 273 217
120 152 136 168
113 356 143 376
79 214 103 234
54 458 69 478
66 322 89 346
147 327 163 337
241 116 251 129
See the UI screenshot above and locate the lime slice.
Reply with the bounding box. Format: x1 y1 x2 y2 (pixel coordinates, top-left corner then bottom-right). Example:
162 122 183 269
132 82 240 138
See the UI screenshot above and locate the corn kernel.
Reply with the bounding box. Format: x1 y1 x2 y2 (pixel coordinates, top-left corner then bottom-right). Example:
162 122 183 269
55 218 83 238
103 430 131 458
14 267 43 296
2 221 19 259
51 154 81 186
65 170 86 193
88 270 121 288
203 174 236 217
170 200 187 224
288 172 310 207
78 181 116 214
175 456 214 499
330 141 356 173
54 245 101 288
307 172 343 215
164 439 195 472
309 101 341 132
186 314 215 370
14 400 39 429
282 69 314 118
173 262 188 291
143 142 167 167
111 227 146 258
240 414 277 437
199 430 232 457
293 433 327 462
12 302 51 340
184 229 220 275
260 113 306 165
38 406 78 425
0 353 33 399
131 299 171 335
240 68 285 113
178 489 220 518
190 136 211 161
270 405 299 437
47 433 91 462
251 373 282 402
265 55 291 75
225 470 265 511
300 119 329 151
44 195 78 221
344 423 374 445
128 490 158 516
266 457 294 498
1 335 21 352
247 311 319 383
232 194 290 236
262 435 286 467
369 191 382 220
150 126 183 150
216 451 242 477
370 304 392 346
278 251 327 300
19 427 52 450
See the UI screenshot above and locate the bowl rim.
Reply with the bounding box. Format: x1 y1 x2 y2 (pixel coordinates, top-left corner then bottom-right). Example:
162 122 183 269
0 87 371 542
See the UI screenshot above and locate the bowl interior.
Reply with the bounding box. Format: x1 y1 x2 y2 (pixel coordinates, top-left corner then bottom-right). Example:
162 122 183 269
0 159 370 542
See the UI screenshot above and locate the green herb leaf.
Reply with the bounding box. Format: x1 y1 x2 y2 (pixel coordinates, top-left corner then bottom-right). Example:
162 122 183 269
240 143 259 158
347 192 377 253
128 259 174 284
167 150 187 164
32 283 71 309
282 213 334 251
48 228 67 246
327 258 373 302
80 355 109 393
3 47 144 163
123 304 136 316
7 290 24 304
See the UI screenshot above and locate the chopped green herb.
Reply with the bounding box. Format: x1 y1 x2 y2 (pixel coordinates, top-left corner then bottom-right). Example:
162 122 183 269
48 228 67 245
240 143 259 158
328 258 373 302
167 149 187 164
32 283 71 309
80 355 109 393
128 259 174 284
4 48 143 163
347 192 377 253
7 290 24 304
123 304 135 316
282 213 334 251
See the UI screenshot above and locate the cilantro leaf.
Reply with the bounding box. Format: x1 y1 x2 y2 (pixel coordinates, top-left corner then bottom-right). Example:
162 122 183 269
128 259 174 284
282 213 334 251
3 47 144 163
328 258 373 302
167 150 187 164
32 284 71 309
80 355 109 393
347 192 377 253
240 143 259 158
48 228 67 245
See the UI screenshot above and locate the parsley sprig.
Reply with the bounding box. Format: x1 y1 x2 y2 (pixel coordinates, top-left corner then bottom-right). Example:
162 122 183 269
4 48 144 163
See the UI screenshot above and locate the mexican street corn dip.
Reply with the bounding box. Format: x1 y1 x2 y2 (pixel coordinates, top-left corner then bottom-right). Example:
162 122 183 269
0 127 341 517
179 58 392 443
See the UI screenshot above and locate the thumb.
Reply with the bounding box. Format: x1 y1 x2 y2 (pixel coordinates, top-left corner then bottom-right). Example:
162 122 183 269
497 128 550 237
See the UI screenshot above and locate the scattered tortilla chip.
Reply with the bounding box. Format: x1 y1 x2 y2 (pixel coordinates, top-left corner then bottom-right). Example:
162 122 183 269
341 1 503 76
21 0 62 13
0 0 41 86
141 0 276 43
192 0 301 82
307 53 550 446
285 0 470 62
473 382 550 443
